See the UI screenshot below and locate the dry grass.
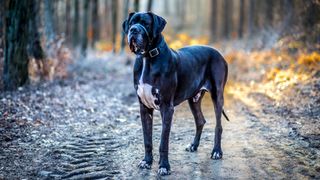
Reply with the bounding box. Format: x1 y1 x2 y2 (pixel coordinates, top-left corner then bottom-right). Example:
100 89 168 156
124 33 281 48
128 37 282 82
28 36 73 83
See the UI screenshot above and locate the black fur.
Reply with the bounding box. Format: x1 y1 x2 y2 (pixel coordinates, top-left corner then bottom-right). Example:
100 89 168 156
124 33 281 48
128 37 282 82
123 12 229 176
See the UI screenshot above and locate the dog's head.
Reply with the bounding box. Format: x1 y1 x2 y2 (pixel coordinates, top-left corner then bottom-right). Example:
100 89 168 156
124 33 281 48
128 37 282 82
122 12 166 54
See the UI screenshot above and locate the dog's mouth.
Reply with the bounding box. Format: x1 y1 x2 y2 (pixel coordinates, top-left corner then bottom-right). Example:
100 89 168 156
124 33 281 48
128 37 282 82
129 36 146 55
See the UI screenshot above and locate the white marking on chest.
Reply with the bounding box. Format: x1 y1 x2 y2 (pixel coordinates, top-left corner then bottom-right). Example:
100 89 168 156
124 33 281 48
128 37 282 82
137 58 160 110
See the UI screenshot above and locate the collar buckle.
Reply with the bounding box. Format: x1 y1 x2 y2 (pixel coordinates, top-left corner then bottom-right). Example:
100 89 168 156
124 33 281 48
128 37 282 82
149 48 159 58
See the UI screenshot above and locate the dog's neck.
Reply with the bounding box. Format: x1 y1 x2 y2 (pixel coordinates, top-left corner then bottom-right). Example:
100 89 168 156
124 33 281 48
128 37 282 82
143 35 169 59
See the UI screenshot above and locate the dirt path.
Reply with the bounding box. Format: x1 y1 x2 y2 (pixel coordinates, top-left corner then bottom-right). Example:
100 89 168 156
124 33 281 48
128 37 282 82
1 54 319 179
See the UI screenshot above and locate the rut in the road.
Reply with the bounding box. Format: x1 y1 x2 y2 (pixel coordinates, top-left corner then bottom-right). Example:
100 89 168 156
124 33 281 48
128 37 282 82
47 134 122 179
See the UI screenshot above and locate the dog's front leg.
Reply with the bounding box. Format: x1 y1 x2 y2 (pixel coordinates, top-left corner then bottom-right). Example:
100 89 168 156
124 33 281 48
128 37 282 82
158 104 174 176
138 102 154 169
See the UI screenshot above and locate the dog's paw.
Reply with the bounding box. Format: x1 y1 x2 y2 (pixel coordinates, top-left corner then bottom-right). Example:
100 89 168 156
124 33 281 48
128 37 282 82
158 167 171 176
185 143 198 152
138 160 152 169
211 149 223 159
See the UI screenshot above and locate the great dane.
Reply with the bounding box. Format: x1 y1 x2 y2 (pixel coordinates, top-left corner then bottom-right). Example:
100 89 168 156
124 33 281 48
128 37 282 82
122 12 229 176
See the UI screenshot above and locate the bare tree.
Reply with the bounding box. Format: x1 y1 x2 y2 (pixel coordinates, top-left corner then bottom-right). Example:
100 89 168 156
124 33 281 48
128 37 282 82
4 0 34 90
121 0 129 53
248 0 255 37
72 0 80 47
265 0 274 28
302 0 320 43
104 0 111 41
53 0 59 33
111 0 118 53
0 0 5 88
134 0 139 12
210 0 218 42
279 0 293 35
81 0 90 56
44 0 56 48
147 0 153 11
91 0 100 48
164 0 170 15
29 0 45 62
28 0 46 80
176 0 186 31
65 0 71 44
254 0 263 31
223 0 232 39
303 0 320 31
238 0 245 38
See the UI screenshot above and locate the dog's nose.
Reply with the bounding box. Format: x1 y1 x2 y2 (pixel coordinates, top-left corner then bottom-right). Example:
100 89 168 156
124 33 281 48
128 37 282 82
130 26 138 34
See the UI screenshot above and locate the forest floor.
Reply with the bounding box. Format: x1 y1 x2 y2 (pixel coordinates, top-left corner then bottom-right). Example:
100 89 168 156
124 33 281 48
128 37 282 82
0 48 319 179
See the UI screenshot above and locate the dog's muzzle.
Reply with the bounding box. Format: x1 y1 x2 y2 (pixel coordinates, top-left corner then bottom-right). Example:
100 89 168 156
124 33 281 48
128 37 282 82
128 24 152 54
129 24 152 43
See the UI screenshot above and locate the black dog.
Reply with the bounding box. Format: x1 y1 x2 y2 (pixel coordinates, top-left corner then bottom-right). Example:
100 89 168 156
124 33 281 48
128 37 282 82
122 12 229 176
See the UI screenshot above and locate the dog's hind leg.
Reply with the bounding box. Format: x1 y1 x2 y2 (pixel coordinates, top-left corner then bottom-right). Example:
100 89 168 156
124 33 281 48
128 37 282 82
209 57 228 160
210 86 224 159
186 90 206 152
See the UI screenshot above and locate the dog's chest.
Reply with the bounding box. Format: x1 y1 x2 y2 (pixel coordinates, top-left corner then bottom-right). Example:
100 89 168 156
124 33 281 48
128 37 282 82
137 58 160 110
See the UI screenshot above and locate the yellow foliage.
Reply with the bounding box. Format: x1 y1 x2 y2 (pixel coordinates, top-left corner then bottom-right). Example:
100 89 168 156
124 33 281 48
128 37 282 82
95 32 210 52
297 51 320 68
265 68 280 81
224 47 319 102
96 41 113 52
177 33 191 43
288 41 304 49
95 33 129 53
167 33 209 50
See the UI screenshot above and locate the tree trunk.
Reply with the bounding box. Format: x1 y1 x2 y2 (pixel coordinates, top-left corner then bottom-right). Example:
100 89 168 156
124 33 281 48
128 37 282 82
104 0 111 41
44 0 55 48
4 0 33 90
164 0 169 15
210 0 217 42
279 0 293 34
147 0 153 11
72 0 79 47
134 0 139 12
223 0 231 39
176 0 186 31
121 0 129 53
81 0 90 56
65 0 71 45
302 0 319 31
265 0 274 28
0 0 5 89
238 0 245 38
248 0 255 37
91 0 100 48
254 0 263 31
29 0 45 61
111 0 118 53
53 0 59 35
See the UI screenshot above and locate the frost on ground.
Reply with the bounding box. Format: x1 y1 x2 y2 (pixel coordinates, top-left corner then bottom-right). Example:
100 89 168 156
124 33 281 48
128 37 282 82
0 51 319 179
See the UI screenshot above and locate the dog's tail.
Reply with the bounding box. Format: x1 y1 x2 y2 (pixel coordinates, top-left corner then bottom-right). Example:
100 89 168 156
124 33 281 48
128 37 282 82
222 109 230 121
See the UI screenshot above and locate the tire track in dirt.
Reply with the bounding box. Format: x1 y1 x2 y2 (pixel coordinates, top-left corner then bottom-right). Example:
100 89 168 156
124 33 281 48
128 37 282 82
45 134 122 179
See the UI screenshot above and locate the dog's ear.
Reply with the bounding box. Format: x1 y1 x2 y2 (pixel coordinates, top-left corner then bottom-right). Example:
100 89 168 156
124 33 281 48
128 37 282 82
148 12 167 38
122 12 136 34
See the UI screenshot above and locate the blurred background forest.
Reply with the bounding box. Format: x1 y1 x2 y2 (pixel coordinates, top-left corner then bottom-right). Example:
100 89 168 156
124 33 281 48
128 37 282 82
0 1 320 178
0 0 319 90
